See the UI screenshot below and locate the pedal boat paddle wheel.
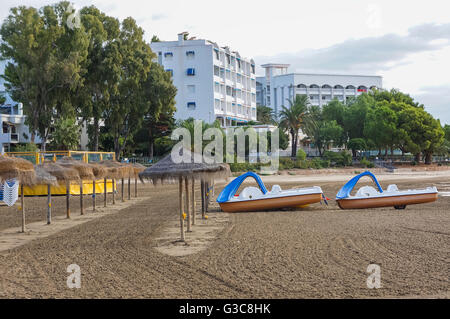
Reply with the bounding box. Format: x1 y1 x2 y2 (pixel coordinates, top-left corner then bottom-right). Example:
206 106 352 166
336 171 438 210
217 172 324 213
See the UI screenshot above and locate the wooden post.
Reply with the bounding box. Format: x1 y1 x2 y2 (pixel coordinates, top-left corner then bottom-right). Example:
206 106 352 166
121 178 124 202
104 178 107 207
112 179 116 204
21 184 25 233
185 177 191 232
205 181 209 213
135 177 138 198
179 177 185 241
66 182 70 219
128 176 131 200
93 180 96 211
47 184 52 224
191 177 195 226
80 181 84 215
201 179 205 219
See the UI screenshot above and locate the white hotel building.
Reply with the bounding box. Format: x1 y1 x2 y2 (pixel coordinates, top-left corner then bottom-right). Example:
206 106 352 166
256 64 383 116
150 33 257 126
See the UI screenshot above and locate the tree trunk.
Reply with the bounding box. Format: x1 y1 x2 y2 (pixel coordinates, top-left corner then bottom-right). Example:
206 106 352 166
291 131 297 158
424 152 433 165
148 127 154 160
415 153 421 163
93 117 99 151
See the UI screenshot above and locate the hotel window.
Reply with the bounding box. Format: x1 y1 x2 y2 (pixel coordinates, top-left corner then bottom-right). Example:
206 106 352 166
214 49 219 60
186 51 195 58
214 83 220 93
214 66 220 76
158 52 162 64
251 64 255 74
166 69 173 76
164 52 173 59
187 102 196 109
186 68 196 76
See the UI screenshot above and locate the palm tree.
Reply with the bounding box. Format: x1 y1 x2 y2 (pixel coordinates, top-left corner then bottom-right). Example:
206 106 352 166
279 95 311 158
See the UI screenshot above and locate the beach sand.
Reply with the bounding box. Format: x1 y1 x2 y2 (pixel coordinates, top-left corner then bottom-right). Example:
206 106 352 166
0 171 448 298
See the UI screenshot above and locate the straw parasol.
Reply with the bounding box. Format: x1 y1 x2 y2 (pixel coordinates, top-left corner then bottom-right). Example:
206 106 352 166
40 162 80 220
56 157 95 218
34 164 58 225
139 147 229 184
98 160 132 203
139 147 230 241
0 155 36 186
0 155 37 233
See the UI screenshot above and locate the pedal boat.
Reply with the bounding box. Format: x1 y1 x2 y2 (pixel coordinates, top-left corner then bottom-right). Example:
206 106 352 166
217 172 323 213
336 171 438 210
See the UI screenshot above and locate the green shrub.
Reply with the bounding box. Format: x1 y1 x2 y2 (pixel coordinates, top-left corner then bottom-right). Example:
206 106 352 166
229 162 261 172
360 158 375 168
296 149 306 161
294 160 308 169
279 157 295 170
310 158 329 169
323 151 352 167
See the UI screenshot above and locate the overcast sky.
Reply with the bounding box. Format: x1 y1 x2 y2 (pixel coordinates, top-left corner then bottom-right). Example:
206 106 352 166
1 0 449 124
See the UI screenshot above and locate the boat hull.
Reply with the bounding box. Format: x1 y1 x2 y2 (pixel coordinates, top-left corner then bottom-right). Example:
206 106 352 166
337 193 438 210
219 193 322 213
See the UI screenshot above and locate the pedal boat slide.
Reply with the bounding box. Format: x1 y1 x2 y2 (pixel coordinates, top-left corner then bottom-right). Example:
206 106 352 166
217 172 324 213
336 171 438 210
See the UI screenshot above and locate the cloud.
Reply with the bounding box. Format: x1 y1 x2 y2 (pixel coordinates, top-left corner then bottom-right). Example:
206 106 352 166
413 85 450 125
255 23 450 75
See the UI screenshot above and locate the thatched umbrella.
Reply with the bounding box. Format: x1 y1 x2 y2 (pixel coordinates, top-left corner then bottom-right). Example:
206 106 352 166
0 156 36 233
139 147 230 241
131 163 146 197
57 157 95 218
98 161 120 205
99 160 131 203
34 165 58 225
40 162 80 220
89 163 108 209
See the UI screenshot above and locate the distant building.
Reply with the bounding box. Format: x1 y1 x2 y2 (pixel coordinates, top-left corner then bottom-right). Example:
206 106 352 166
256 64 382 117
0 103 44 153
151 33 257 127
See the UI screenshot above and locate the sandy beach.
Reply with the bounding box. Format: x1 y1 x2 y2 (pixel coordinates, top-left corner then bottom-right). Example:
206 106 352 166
0 169 448 298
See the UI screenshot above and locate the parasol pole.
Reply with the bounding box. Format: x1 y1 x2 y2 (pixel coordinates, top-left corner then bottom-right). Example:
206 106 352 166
121 177 125 202
179 177 185 241
128 174 131 200
104 178 107 207
191 176 195 226
185 177 191 232
92 180 96 211
135 175 138 198
20 184 25 233
201 179 205 219
47 184 52 224
80 181 84 215
66 181 70 219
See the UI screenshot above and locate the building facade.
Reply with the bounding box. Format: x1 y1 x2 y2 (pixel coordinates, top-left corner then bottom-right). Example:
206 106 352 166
151 33 257 126
0 103 44 153
256 64 383 116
